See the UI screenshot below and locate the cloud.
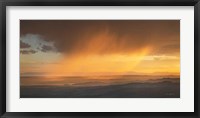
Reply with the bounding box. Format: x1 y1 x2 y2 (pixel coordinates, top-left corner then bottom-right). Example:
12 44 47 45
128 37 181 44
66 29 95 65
20 50 36 54
20 34 57 54
20 41 31 48
41 45 56 52
20 20 180 56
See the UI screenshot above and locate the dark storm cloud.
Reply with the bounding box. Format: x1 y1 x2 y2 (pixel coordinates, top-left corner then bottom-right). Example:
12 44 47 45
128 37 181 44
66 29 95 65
20 40 31 48
20 20 180 55
41 45 55 52
20 50 36 54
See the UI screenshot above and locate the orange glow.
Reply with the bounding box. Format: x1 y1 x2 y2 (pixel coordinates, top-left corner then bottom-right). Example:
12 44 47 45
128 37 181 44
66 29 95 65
44 47 151 76
20 20 180 78
39 31 154 76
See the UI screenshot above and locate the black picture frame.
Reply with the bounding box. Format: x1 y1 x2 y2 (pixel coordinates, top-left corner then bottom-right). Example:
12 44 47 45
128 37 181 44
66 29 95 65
0 0 199 117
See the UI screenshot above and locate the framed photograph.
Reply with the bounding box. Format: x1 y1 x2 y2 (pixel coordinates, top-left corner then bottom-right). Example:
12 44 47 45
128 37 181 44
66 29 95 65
0 0 199 117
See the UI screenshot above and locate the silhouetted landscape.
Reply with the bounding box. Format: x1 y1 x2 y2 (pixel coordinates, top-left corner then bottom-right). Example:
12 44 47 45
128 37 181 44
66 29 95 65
20 75 180 98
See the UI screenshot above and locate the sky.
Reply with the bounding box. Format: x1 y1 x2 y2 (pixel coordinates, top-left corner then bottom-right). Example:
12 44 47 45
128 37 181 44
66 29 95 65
20 20 180 77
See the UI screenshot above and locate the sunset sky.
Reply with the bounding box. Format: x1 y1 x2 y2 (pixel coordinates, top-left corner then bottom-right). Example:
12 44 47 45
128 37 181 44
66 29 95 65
20 20 180 77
